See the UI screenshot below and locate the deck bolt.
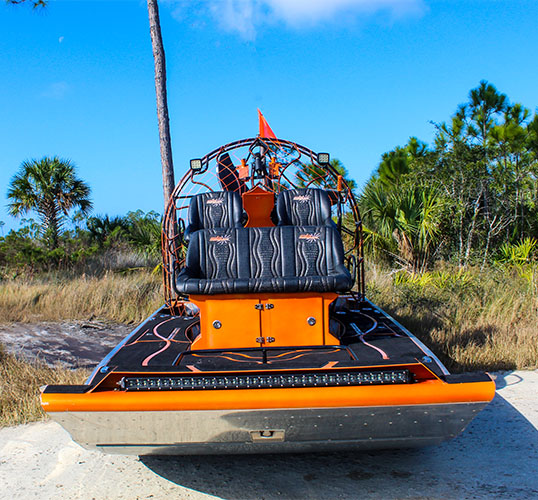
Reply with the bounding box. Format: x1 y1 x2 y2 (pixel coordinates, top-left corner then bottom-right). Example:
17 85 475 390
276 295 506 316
212 320 222 329
307 317 316 326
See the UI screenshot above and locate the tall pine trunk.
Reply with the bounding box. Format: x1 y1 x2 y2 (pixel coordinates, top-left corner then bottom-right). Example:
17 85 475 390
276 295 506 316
147 0 175 209
464 187 482 267
147 0 176 300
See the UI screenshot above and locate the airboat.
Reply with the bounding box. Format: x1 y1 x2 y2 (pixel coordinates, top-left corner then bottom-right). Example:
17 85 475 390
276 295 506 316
41 135 495 455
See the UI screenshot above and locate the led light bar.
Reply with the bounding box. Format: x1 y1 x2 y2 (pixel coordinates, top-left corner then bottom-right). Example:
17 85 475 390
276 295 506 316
120 369 411 392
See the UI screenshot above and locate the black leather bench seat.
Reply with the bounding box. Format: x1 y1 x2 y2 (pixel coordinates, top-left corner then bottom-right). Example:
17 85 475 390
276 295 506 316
175 226 352 295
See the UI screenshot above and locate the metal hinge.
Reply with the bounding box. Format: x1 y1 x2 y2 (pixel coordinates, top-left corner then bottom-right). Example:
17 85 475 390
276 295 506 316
256 336 276 345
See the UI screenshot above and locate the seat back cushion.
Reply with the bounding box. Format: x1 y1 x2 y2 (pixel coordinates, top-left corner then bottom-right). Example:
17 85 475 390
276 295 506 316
184 191 243 241
276 188 333 226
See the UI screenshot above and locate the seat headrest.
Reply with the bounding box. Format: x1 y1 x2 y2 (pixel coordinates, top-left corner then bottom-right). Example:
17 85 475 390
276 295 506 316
276 189 333 226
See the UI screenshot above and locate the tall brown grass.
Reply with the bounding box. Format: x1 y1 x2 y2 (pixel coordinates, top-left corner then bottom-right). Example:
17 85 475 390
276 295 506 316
1 268 536 372
0 272 163 324
0 345 89 427
367 265 538 372
0 266 536 428
0 272 161 427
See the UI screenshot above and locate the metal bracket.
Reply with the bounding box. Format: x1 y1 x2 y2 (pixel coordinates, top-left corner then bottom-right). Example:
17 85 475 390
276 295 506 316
250 430 285 442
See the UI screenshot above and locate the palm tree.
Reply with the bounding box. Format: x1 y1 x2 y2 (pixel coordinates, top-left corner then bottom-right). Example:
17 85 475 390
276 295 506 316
126 210 162 260
87 214 128 249
7 157 92 248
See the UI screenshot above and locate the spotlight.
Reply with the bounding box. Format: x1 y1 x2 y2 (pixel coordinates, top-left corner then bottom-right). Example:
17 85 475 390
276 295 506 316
317 152 330 165
190 159 203 172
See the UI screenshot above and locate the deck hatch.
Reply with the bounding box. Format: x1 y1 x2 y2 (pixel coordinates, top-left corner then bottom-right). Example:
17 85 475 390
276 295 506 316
119 369 411 391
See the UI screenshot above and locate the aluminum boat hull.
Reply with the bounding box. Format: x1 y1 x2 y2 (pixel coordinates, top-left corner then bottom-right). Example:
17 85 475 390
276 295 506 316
48 401 489 455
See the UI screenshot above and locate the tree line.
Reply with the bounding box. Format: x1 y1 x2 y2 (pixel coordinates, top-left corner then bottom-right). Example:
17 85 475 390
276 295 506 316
360 80 538 271
3 81 537 276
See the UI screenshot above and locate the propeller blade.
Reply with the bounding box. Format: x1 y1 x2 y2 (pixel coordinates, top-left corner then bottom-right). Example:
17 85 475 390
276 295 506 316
217 153 247 194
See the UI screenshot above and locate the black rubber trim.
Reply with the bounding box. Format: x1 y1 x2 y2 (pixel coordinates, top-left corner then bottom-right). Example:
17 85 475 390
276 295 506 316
42 385 92 394
440 373 492 384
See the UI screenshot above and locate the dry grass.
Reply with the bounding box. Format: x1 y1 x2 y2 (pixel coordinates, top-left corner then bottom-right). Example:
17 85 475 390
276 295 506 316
0 266 536 428
0 273 160 427
0 272 163 324
367 265 538 372
0 346 89 427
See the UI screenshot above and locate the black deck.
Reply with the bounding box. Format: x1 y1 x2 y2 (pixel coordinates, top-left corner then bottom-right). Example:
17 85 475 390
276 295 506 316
87 297 447 386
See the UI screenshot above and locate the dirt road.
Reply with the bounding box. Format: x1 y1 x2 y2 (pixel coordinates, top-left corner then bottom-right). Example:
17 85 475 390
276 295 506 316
0 370 536 499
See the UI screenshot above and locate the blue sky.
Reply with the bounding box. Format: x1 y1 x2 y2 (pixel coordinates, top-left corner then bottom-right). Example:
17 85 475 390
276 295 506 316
1 0 537 232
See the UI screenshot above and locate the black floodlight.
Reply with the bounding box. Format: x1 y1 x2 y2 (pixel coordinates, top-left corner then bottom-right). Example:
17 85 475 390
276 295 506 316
317 152 330 165
190 158 203 172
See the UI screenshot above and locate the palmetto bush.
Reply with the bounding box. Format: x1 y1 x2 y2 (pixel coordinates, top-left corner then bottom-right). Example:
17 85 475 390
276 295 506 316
361 182 445 272
497 237 537 264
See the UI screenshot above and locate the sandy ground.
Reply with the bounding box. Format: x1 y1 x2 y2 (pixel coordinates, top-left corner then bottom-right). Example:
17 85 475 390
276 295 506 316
0 371 536 500
0 321 131 368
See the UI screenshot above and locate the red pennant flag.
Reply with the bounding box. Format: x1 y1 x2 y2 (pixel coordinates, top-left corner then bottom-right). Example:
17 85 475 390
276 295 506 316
258 109 277 139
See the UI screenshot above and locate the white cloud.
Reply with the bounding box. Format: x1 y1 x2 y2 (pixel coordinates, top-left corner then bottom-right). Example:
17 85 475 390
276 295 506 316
269 0 423 23
58 36 64 43
209 0 258 39
42 81 70 99
167 0 425 39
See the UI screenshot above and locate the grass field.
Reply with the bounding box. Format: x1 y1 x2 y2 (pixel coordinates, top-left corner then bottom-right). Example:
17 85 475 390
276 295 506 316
367 265 538 372
0 345 88 427
0 271 163 324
